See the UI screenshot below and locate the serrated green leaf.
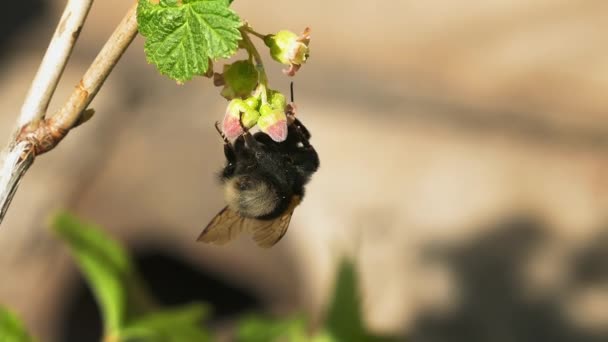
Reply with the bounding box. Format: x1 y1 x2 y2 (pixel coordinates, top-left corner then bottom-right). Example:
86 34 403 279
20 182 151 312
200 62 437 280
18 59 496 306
137 0 242 83
121 303 211 342
51 212 146 334
0 307 35 342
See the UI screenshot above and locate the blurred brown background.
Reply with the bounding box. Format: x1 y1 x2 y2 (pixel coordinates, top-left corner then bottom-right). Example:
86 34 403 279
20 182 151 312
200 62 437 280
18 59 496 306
1 0 608 341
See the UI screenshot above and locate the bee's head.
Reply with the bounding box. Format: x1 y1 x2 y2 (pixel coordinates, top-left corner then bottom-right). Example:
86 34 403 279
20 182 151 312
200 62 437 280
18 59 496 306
223 174 285 218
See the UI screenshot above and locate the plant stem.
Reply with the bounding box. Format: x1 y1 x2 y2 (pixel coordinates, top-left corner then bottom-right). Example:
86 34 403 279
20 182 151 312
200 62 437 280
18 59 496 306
239 27 268 89
243 25 267 40
0 2 139 225
0 0 94 224
51 3 139 132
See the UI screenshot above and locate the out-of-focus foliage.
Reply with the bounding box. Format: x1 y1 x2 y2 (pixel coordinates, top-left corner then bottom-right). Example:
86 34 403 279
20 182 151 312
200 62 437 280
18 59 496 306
325 260 366 339
121 304 211 342
0 306 35 342
46 211 404 341
236 315 311 342
324 261 399 342
235 260 401 342
52 212 139 333
51 212 210 342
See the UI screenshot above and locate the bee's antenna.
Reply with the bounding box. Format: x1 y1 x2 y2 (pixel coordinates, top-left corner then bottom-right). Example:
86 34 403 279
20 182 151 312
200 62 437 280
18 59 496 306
290 81 295 103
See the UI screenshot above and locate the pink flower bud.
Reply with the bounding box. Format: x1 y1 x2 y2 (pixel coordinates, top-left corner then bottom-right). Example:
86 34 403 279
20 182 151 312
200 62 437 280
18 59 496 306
222 99 260 140
257 104 288 142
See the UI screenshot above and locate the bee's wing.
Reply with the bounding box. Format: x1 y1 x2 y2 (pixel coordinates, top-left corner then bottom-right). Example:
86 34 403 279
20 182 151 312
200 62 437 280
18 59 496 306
246 196 301 248
197 206 246 245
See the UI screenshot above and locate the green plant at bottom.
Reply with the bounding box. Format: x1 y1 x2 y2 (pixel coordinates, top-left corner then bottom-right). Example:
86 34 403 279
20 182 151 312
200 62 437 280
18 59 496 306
0 212 402 341
0 307 35 342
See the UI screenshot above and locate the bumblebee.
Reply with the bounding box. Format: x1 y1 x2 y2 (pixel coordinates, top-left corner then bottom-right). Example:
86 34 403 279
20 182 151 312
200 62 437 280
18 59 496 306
198 107 319 248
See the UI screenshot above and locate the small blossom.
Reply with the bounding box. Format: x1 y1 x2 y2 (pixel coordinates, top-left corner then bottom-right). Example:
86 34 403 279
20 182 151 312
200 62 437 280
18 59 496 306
244 95 260 111
257 103 288 142
268 90 287 111
265 28 311 76
222 99 260 140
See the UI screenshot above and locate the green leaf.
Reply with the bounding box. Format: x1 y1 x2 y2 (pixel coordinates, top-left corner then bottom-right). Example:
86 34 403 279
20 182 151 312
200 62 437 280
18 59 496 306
0 307 35 342
51 212 142 334
324 260 399 342
325 260 366 340
121 303 211 342
236 314 309 342
137 0 242 83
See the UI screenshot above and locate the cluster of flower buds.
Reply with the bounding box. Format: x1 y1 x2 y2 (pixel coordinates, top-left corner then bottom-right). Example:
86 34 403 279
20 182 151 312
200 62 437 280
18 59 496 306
222 88 288 142
264 27 311 76
216 27 311 142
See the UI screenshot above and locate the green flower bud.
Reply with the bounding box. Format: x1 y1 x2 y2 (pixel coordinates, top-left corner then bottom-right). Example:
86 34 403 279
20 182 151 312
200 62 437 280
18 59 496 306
269 90 287 111
218 60 259 100
244 96 260 111
258 104 288 142
258 103 274 117
241 108 260 128
222 99 260 139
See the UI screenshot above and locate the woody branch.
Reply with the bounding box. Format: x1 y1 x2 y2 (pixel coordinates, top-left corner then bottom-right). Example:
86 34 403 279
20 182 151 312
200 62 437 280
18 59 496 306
0 1 139 224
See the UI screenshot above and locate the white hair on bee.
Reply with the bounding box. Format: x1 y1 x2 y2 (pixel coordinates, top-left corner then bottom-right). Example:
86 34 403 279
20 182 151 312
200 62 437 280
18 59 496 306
223 177 279 218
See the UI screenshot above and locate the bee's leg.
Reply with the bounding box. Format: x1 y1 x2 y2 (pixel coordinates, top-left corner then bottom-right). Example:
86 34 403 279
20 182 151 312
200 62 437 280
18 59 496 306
237 111 262 150
286 116 318 172
252 131 276 145
291 117 312 141
214 121 230 144
243 132 263 151
216 121 237 162
215 121 236 163
285 106 312 148
293 146 319 174
224 143 237 162
286 102 297 118
287 117 312 148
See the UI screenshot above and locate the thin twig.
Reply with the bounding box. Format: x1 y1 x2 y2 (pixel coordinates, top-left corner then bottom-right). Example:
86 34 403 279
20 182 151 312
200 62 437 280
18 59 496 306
18 0 95 127
50 2 139 132
0 2 139 224
0 0 94 224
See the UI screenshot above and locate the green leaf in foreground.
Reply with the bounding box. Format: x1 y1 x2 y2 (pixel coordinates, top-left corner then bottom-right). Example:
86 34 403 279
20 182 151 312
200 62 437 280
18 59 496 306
51 212 138 334
325 260 399 342
137 0 242 83
325 260 366 340
0 307 34 342
236 314 309 342
121 303 211 342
